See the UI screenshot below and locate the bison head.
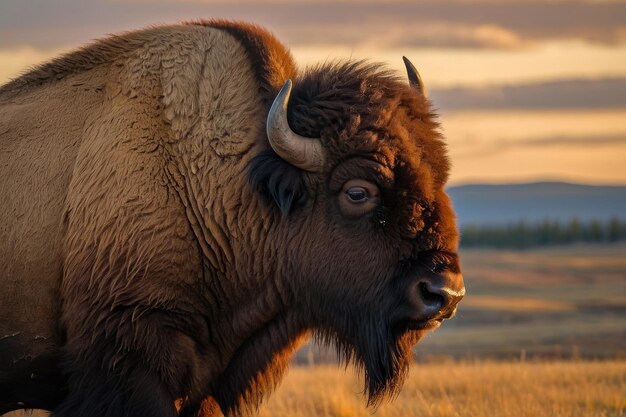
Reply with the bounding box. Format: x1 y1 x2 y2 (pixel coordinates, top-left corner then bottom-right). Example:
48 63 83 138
245 58 464 405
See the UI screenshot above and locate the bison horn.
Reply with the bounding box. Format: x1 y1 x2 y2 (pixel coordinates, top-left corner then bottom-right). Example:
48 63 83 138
266 80 325 172
402 56 427 97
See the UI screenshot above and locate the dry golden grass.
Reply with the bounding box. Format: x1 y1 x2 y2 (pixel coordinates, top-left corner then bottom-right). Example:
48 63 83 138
5 361 625 417
257 361 626 417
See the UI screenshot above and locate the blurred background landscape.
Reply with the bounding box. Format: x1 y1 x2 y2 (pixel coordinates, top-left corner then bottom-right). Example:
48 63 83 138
1 0 624 416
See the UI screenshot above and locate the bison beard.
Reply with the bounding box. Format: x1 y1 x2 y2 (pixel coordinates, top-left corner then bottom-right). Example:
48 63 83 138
210 312 422 416
315 307 424 407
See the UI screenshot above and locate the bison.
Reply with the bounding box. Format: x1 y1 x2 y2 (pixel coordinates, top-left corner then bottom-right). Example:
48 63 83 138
0 20 464 417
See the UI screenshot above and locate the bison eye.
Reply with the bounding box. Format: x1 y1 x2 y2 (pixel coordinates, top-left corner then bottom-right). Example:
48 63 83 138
339 179 380 217
346 187 368 203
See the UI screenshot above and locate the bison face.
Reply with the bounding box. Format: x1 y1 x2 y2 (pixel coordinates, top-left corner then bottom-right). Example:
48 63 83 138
249 59 464 405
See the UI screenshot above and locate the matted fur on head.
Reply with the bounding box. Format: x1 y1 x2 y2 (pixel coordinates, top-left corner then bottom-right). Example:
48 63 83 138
249 59 456 408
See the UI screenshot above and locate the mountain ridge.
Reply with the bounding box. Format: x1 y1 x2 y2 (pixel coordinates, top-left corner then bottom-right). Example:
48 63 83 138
446 181 626 226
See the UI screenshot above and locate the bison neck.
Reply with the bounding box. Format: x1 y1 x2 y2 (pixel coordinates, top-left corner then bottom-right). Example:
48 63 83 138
185 273 309 416
212 309 309 415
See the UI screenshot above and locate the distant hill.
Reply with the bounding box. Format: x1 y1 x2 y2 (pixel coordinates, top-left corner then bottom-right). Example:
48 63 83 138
447 182 626 226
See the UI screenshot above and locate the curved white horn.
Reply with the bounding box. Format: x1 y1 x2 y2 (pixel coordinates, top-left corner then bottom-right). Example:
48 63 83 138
402 56 427 97
266 80 325 172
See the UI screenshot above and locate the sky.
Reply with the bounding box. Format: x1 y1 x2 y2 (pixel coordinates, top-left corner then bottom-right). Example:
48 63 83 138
1 0 625 185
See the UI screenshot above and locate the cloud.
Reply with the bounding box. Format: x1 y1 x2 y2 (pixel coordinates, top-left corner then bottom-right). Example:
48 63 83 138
430 78 626 111
442 108 626 162
458 133 626 158
507 133 626 148
0 0 625 50
282 21 526 50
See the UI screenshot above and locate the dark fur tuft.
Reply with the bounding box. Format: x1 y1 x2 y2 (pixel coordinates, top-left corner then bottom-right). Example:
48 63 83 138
248 150 308 216
287 61 405 139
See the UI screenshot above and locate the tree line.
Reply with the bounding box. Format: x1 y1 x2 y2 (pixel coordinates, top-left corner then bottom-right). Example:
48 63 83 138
460 217 626 249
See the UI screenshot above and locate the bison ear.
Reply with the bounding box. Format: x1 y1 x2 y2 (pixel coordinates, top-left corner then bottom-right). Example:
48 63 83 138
248 149 308 216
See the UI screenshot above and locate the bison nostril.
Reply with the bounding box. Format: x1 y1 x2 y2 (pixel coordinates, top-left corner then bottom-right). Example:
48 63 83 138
418 282 445 309
407 271 464 321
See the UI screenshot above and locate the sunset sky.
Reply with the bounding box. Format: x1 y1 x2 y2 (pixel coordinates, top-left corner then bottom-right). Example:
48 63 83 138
1 0 625 185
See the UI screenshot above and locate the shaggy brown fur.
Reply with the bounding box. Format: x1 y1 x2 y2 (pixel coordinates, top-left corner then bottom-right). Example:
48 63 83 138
0 20 461 417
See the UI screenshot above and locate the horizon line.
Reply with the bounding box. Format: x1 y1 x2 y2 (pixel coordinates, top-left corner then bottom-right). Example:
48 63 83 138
447 178 626 188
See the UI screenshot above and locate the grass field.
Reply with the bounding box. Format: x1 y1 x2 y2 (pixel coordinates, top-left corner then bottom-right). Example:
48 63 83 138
416 244 626 360
7 361 625 417
257 361 625 417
